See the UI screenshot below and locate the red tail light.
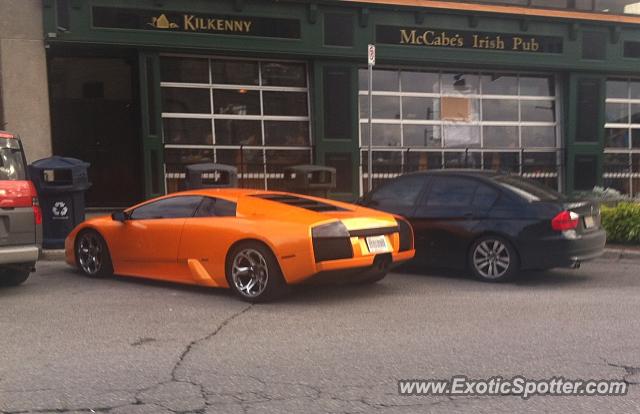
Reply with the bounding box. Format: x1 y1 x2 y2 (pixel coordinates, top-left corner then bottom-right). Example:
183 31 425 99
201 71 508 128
32 196 42 225
0 180 35 208
551 210 579 231
0 180 42 225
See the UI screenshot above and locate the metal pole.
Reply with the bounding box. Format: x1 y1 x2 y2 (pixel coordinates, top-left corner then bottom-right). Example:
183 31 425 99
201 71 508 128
367 63 373 192
239 144 244 188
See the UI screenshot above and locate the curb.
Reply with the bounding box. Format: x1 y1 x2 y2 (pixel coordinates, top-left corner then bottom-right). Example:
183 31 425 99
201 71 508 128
602 247 640 262
40 249 66 261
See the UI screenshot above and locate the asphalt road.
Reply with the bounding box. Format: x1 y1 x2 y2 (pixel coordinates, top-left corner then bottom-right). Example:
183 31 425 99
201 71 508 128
1 258 639 414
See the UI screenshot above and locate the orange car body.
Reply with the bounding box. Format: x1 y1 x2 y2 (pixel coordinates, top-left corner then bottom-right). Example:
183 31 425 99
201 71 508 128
65 189 414 288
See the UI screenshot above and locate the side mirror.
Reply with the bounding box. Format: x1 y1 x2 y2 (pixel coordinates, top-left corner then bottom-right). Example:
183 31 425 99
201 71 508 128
111 211 128 222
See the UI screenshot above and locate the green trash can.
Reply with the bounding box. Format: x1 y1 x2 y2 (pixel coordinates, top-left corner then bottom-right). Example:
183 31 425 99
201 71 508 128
282 165 336 198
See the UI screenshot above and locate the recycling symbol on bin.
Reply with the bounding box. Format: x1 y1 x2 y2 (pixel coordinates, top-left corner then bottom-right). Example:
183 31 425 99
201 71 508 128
52 201 69 217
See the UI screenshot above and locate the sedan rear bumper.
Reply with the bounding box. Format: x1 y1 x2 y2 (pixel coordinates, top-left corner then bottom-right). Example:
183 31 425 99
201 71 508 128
520 229 606 270
0 245 40 265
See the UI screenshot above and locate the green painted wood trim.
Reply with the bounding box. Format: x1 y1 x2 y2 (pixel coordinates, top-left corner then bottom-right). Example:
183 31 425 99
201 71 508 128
565 73 606 193
42 0 640 75
312 60 361 199
138 51 165 198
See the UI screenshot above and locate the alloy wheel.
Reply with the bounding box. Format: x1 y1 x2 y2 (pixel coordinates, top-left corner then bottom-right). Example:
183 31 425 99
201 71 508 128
472 239 511 280
231 248 269 298
77 232 103 275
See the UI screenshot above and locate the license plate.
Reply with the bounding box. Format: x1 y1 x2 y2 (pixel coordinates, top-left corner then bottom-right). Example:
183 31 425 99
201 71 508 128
584 215 595 229
366 235 389 253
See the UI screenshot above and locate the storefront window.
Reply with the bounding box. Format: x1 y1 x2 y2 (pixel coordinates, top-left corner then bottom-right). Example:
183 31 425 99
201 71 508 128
604 78 640 196
160 56 311 192
161 88 211 114
160 57 209 84
358 68 561 193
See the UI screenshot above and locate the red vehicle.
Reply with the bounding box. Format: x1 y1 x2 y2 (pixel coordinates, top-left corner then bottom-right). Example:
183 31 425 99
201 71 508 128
0 131 42 286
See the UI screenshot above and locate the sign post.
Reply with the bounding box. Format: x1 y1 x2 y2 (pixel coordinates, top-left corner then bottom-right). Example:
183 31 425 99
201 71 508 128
367 44 375 192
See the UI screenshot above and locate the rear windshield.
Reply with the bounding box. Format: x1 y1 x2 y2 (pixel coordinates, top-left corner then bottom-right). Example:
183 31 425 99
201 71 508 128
0 138 26 180
494 175 564 202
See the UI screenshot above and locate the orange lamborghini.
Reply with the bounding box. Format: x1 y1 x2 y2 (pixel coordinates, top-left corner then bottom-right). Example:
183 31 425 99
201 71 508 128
65 189 415 302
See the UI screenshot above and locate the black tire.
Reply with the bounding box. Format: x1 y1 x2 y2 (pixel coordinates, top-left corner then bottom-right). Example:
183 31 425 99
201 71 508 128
226 241 288 303
75 230 113 278
0 267 31 287
468 235 519 282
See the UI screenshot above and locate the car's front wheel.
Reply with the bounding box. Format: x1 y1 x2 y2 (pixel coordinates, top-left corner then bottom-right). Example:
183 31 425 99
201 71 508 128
226 242 288 303
75 230 113 278
469 236 519 282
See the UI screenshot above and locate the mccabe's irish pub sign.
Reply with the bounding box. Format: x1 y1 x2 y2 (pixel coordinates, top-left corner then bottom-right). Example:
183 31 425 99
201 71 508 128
376 25 563 54
92 7 301 39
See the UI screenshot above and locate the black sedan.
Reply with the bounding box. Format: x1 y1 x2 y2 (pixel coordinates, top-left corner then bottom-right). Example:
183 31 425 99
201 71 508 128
359 170 606 282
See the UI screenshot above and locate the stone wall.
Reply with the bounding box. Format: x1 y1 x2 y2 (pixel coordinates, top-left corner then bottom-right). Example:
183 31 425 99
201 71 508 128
0 0 52 162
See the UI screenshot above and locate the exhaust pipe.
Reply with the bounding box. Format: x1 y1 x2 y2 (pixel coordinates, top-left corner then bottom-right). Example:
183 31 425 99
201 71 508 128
373 254 392 272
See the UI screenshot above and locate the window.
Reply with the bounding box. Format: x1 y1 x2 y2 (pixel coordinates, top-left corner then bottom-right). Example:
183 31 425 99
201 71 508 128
604 78 640 196
425 177 477 207
130 196 203 220
369 174 426 206
494 175 562 201
358 69 561 194
194 197 237 217
473 184 499 209
160 56 311 193
624 41 640 58
0 139 26 181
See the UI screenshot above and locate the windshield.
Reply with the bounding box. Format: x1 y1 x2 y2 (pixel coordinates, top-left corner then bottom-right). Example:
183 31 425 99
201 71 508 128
0 138 27 180
494 175 564 202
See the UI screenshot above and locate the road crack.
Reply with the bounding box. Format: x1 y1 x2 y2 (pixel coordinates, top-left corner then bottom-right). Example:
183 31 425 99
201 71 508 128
131 304 254 413
171 304 252 382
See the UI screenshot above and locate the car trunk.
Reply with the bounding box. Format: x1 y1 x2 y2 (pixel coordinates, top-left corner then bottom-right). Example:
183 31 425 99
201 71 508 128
563 199 602 234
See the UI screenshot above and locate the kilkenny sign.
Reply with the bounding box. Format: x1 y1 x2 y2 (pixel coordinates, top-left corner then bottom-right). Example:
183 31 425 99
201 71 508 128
92 7 301 39
376 25 563 54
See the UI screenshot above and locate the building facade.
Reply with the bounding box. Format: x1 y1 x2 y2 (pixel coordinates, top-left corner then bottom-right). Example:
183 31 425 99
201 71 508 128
3 0 640 205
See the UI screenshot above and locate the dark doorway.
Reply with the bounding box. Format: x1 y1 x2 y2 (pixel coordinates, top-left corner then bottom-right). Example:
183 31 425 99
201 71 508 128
49 52 143 207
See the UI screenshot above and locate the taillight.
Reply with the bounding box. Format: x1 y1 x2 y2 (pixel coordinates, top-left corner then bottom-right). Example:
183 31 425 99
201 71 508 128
551 210 579 231
32 196 42 225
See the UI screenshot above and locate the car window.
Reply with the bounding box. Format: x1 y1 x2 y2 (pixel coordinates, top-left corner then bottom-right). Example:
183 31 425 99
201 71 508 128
472 183 499 210
194 197 237 217
0 138 26 180
369 174 426 206
426 176 477 207
493 175 563 202
129 196 203 220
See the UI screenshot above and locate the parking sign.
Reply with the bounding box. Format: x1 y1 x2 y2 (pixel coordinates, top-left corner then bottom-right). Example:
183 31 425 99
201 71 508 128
368 44 376 66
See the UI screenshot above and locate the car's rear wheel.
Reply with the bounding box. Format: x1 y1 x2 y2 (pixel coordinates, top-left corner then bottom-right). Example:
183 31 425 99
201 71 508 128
469 236 519 282
226 242 288 303
75 230 113 278
0 266 31 287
